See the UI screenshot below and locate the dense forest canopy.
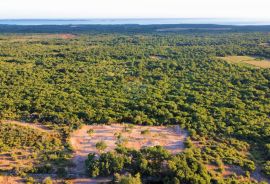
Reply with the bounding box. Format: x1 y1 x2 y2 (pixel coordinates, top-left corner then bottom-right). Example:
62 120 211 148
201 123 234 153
0 24 270 33
0 24 269 183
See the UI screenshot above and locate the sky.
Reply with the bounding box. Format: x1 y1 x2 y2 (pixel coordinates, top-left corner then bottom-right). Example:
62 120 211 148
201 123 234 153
0 0 270 19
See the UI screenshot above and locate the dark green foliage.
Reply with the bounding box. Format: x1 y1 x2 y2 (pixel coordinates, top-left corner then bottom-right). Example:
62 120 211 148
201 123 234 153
86 146 211 183
263 161 270 177
56 167 68 178
85 153 99 177
0 27 269 181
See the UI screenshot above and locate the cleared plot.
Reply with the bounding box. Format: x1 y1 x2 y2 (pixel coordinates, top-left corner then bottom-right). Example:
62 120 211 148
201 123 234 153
68 177 112 184
0 34 76 42
259 42 270 47
156 27 232 32
218 56 270 68
70 124 187 175
149 55 166 60
157 28 232 32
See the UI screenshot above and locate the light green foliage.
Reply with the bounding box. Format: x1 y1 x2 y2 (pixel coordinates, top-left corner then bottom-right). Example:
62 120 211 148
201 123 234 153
42 177 53 184
96 141 107 153
26 177 35 184
87 129 94 136
114 173 142 184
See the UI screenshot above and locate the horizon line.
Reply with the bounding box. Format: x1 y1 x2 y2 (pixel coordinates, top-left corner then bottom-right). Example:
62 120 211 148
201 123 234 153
0 18 270 21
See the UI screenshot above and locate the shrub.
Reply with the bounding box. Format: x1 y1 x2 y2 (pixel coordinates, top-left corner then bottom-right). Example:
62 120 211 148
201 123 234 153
141 129 150 135
114 173 142 184
26 177 35 184
56 167 68 178
42 177 53 184
263 161 270 176
87 129 94 136
96 141 107 153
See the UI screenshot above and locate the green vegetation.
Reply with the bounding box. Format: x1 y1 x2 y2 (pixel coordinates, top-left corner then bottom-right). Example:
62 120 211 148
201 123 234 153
263 161 270 176
42 177 53 184
218 55 270 68
0 123 61 152
0 24 269 182
86 145 250 183
0 122 70 174
140 129 150 135
96 141 108 153
87 129 94 136
114 173 142 184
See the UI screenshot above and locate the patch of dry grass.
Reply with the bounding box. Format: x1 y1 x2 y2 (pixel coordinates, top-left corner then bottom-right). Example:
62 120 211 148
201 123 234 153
218 56 270 68
0 149 35 172
259 42 270 47
0 120 62 173
0 34 76 43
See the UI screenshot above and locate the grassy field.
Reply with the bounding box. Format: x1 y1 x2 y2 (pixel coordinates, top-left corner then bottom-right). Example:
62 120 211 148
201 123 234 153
218 56 270 68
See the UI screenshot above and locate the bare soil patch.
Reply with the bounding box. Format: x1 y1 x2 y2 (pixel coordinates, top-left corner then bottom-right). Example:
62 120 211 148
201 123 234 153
0 176 24 184
57 34 77 39
68 177 112 184
70 124 187 176
149 55 166 60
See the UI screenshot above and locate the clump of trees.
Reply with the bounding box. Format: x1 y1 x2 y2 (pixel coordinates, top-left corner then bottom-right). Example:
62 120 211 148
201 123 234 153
263 161 270 176
86 146 211 183
114 173 142 184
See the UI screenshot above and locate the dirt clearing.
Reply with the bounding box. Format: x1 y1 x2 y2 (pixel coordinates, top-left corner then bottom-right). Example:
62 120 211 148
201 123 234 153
70 124 187 176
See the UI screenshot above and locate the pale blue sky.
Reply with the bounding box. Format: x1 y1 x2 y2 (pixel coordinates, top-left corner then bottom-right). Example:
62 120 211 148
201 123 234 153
0 0 269 19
